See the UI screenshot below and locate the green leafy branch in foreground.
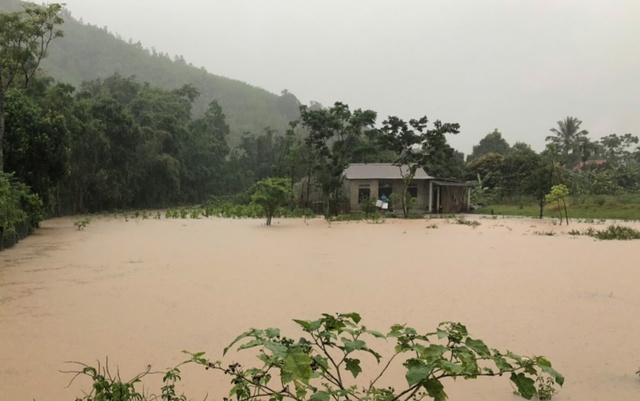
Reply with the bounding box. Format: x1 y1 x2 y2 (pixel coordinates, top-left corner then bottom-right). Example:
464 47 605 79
62 358 186 401
185 313 564 401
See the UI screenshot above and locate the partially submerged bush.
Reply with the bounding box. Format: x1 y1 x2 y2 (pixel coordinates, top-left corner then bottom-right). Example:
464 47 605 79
568 225 640 240
590 225 640 240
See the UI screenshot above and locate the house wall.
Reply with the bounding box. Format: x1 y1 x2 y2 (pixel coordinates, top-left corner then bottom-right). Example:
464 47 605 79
345 179 430 211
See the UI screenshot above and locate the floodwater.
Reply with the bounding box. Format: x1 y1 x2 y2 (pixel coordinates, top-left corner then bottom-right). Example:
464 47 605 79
1 215 639 400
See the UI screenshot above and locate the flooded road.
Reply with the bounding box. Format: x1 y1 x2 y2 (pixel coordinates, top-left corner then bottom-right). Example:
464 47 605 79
1 216 639 400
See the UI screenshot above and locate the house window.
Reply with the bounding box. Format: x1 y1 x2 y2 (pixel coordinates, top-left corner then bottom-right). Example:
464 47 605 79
378 180 393 198
408 184 418 198
358 185 371 203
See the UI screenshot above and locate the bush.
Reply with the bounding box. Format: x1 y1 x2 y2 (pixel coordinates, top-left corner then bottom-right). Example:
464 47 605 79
71 313 564 401
589 225 640 240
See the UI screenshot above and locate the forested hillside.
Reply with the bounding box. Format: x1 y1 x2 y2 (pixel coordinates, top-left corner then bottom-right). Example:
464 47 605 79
0 0 301 144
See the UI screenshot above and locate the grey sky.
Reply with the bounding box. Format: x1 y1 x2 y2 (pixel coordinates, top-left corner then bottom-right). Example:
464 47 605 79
47 0 639 154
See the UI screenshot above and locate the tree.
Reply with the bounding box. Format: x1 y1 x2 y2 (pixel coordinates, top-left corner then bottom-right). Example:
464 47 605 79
421 120 462 179
298 102 377 216
251 177 293 226
379 116 428 218
0 3 64 171
467 129 510 162
3 87 69 209
599 133 639 166
546 116 589 168
545 184 570 225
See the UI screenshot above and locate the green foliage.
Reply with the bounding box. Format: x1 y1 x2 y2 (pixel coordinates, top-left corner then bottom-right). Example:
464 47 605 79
185 313 563 401
327 211 384 223
586 225 640 240
297 102 377 216
0 172 44 249
453 216 480 228
64 359 186 401
0 2 65 171
545 184 570 225
74 217 91 230
467 129 511 163
545 116 590 168
251 177 294 225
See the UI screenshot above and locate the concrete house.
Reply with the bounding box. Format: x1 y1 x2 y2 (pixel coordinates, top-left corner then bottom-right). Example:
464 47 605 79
343 163 471 213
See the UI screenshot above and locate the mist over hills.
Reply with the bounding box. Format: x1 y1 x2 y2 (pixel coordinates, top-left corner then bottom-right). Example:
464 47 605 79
2 0 302 143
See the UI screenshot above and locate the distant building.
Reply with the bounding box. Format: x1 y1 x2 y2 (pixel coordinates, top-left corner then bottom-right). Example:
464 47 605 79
295 163 470 214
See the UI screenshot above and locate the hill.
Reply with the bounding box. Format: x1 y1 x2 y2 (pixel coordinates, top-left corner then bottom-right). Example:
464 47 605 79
1 0 301 143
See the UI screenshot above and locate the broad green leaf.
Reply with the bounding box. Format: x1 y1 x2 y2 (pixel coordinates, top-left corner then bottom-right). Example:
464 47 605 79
423 379 446 401
538 359 564 386
281 349 312 384
365 329 386 339
310 391 330 401
436 359 463 375
492 355 513 372
405 360 430 386
341 338 366 353
264 341 287 358
465 338 490 357
510 373 536 400
265 328 280 338
293 319 312 331
224 329 259 355
421 344 447 361
436 329 448 339
238 338 264 351
313 355 329 371
294 381 308 399
341 312 362 324
344 358 362 378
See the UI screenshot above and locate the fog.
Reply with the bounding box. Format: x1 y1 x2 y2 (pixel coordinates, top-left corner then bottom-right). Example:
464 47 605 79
46 0 639 153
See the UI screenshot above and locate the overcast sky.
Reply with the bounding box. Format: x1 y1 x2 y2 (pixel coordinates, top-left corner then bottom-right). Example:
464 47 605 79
46 0 639 154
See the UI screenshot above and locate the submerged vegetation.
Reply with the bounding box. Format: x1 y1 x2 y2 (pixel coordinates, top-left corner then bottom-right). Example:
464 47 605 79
69 313 564 401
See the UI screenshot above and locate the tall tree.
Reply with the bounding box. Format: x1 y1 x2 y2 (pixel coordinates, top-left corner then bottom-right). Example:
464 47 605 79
298 102 377 215
0 3 64 171
545 116 589 167
379 115 428 218
421 120 462 179
467 129 510 162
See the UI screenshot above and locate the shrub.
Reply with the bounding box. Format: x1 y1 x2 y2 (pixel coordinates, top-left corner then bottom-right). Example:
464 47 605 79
71 313 563 401
589 225 640 240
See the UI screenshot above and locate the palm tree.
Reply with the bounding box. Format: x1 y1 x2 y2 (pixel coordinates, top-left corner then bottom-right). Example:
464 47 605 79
546 116 589 167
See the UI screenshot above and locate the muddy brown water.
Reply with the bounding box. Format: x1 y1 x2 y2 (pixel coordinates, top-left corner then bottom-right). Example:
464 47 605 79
1 216 639 400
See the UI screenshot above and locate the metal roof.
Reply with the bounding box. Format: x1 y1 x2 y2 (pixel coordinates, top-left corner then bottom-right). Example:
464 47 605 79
344 163 433 180
431 180 474 187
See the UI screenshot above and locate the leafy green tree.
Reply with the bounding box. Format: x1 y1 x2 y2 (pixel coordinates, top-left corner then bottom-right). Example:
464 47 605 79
467 129 510 162
298 102 377 216
379 115 428 218
545 184 570 225
3 87 69 209
421 120 462 180
599 133 639 166
546 116 589 168
465 153 504 189
0 2 64 171
251 177 293 225
181 100 230 202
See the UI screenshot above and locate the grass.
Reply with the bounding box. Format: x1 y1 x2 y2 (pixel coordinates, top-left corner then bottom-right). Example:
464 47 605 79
477 194 640 221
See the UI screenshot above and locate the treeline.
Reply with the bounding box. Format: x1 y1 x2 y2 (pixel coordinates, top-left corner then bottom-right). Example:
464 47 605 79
464 121 640 216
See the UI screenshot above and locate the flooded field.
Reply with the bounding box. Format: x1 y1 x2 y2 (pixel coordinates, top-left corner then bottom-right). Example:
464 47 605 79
1 215 639 400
